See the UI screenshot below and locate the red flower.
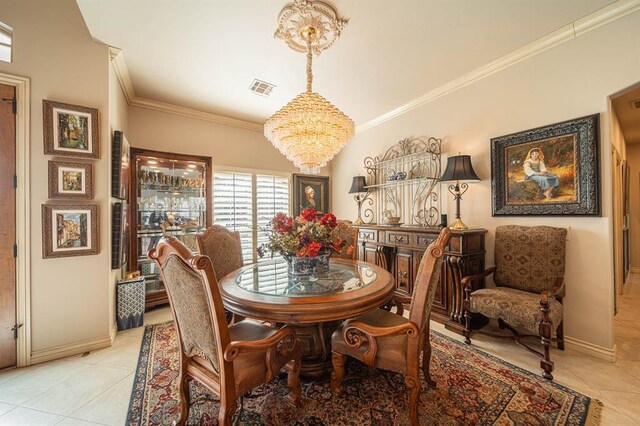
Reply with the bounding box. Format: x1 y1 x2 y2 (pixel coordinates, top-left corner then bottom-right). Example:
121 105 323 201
300 208 317 222
332 238 344 253
306 242 322 257
346 245 354 256
320 213 337 228
272 212 293 233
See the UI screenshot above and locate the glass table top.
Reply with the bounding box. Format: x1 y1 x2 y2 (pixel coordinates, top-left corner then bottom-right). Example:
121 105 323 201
234 258 378 297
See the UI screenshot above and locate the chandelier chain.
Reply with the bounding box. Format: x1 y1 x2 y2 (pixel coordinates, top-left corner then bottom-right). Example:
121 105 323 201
306 33 313 93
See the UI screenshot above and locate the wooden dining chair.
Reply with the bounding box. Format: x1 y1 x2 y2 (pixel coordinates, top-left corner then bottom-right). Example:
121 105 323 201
331 220 358 259
149 236 301 426
196 225 244 281
330 227 450 426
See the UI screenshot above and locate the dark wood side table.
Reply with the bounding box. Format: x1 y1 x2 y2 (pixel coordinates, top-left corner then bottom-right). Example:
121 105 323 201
355 225 488 333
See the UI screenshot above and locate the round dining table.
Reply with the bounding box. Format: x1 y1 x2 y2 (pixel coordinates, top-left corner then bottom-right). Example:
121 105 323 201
219 257 394 376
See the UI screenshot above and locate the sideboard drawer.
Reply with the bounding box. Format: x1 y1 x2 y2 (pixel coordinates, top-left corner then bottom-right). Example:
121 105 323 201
414 233 435 248
385 231 410 246
358 229 378 243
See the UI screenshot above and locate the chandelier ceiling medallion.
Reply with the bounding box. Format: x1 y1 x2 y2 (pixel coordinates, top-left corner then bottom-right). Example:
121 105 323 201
264 0 355 174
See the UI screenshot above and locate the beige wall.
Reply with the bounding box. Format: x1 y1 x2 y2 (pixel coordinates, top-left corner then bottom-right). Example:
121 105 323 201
128 106 301 173
0 0 113 354
332 12 640 350
108 61 129 327
626 144 640 272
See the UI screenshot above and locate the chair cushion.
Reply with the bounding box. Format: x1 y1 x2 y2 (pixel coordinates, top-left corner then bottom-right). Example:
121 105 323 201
470 287 563 335
332 309 410 374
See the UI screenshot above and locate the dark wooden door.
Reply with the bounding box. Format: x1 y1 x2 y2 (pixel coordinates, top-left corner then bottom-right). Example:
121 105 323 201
0 83 16 369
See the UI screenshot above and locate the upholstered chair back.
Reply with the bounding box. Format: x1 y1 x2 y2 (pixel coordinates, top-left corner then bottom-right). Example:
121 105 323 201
409 227 450 335
331 220 358 260
494 225 567 296
150 236 231 374
197 225 244 281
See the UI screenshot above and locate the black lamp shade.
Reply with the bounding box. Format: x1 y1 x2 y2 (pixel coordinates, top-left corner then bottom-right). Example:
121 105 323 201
349 176 367 193
440 155 480 182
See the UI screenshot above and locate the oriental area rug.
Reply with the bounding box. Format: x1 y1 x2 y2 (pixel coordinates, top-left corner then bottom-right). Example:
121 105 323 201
127 322 601 425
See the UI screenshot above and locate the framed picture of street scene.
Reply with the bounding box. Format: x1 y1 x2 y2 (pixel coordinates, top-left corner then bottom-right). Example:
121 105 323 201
43 100 100 159
491 113 600 216
42 204 99 259
48 160 93 199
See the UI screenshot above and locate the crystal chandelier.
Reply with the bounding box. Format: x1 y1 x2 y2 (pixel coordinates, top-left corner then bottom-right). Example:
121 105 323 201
264 0 355 174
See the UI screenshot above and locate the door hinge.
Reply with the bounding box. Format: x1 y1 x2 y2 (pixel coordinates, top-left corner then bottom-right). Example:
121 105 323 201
13 174 17 189
13 243 17 258
11 324 23 340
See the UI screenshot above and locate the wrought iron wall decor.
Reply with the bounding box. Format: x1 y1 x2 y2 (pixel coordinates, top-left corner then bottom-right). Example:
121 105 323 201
363 137 442 226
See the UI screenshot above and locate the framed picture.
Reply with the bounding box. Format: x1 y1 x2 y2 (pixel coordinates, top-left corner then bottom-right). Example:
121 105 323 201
43 100 100 159
112 202 130 270
111 130 131 200
42 204 99 259
293 174 330 216
48 160 93 199
491 113 600 216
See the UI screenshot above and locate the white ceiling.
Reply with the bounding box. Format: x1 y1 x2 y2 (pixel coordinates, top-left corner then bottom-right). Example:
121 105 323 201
76 0 616 127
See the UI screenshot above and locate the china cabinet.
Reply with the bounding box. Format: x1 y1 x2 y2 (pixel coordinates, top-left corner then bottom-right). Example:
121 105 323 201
129 148 211 308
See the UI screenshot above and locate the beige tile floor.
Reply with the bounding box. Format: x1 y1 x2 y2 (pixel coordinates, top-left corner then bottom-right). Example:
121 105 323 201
0 279 639 425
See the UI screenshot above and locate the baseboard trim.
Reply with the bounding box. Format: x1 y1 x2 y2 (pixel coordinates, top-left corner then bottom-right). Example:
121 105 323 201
110 321 118 344
564 336 617 363
30 333 114 365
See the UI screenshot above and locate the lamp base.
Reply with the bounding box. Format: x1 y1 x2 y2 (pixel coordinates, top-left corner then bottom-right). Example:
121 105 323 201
353 217 363 225
449 218 469 230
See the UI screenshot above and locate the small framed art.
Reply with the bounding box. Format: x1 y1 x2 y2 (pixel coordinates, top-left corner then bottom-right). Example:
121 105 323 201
111 130 131 200
43 99 100 159
48 160 93 199
491 113 600 216
42 204 99 259
292 174 330 216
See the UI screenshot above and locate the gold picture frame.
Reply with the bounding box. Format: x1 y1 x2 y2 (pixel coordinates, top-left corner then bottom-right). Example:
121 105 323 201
42 204 99 259
47 160 93 199
43 99 100 159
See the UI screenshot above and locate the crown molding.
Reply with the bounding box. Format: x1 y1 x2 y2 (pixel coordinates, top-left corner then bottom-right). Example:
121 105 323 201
107 0 640 136
108 47 264 132
129 97 264 132
356 0 640 134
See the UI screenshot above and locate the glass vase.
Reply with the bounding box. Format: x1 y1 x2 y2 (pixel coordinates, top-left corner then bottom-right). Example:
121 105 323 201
283 252 331 278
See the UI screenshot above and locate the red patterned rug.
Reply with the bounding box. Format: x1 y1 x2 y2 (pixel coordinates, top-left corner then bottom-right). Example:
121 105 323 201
127 322 601 425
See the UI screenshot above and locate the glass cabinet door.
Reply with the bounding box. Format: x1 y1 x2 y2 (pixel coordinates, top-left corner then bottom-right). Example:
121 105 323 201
135 155 208 303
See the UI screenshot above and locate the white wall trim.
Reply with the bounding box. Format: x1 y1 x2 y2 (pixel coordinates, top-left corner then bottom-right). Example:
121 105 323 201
355 0 640 134
30 334 113 365
108 47 135 104
0 72 31 368
564 336 617 363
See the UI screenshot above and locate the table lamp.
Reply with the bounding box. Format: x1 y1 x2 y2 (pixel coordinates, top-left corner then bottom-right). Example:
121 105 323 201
349 176 372 225
439 155 480 230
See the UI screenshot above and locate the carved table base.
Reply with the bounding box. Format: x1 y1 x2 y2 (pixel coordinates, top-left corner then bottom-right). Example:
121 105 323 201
282 321 341 377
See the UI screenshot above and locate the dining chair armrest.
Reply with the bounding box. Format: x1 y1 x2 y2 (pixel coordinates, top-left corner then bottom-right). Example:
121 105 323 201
224 325 299 380
460 266 496 291
342 320 419 366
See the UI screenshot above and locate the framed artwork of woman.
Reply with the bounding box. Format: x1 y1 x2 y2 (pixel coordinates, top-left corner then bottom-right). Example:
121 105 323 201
491 114 600 216
292 174 330 216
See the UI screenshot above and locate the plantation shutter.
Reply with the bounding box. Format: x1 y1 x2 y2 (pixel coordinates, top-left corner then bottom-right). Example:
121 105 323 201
256 174 290 262
213 171 254 263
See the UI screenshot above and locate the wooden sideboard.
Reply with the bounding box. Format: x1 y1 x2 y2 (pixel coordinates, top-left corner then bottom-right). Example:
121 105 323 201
355 225 488 332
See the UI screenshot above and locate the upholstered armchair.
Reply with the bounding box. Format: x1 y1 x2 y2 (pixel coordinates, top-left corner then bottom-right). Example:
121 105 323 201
149 237 301 426
462 225 567 380
330 228 450 426
331 220 358 259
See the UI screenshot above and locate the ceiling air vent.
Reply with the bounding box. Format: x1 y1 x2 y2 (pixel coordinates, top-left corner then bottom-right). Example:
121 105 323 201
249 79 276 97
632 99 640 110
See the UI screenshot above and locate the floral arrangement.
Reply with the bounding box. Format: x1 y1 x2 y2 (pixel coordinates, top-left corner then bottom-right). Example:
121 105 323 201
259 208 352 258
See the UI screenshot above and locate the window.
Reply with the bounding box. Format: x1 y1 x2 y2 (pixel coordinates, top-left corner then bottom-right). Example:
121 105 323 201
0 22 12 63
213 170 290 264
